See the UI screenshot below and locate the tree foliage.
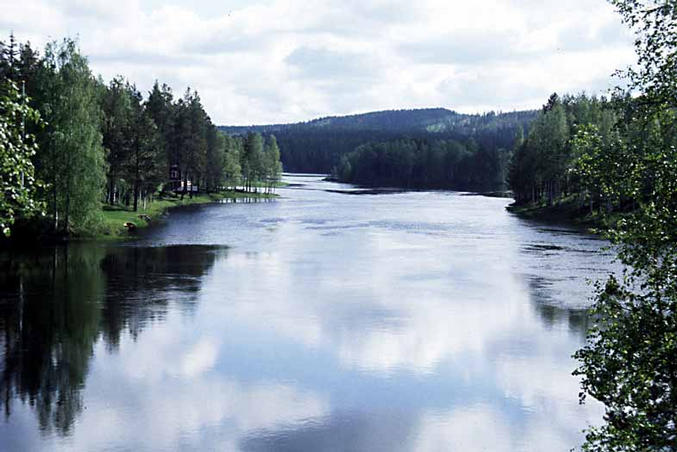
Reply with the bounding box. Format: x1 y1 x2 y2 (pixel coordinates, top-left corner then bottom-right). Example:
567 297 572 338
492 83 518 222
36 39 106 234
334 137 508 191
0 81 43 236
0 34 282 237
573 1 677 450
508 93 618 207
222 109 536 174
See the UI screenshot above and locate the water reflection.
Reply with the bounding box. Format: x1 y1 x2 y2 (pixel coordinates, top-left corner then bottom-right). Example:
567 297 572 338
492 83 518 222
0 244 221 436
0 175 614 451
219 197 276 204
0 245 103 435
532 302 591 336
240 412 418 451
100 245 223 347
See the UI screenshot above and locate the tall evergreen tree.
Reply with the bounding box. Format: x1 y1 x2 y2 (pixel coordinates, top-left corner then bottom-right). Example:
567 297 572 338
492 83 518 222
0 34 282 238
145 81 175 185
126 89 164 211
101 77 134 204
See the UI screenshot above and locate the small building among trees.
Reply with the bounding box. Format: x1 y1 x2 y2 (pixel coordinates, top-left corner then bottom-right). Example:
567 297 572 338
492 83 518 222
168 164 198 193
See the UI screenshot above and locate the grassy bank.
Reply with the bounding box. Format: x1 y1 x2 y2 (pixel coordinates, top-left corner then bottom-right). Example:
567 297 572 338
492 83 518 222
250 180 289 188
99 190 277 238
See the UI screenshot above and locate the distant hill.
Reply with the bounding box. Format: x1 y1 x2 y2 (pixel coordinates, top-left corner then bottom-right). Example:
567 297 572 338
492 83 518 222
219 108 538 173
221 108 460 134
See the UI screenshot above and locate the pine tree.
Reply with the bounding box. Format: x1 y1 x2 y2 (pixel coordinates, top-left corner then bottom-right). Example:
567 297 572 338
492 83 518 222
145 81 175 190
101 77 134 205
126 89 163 211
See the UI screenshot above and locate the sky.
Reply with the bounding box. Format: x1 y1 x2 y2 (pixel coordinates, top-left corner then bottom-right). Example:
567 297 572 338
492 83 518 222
1 0 636 125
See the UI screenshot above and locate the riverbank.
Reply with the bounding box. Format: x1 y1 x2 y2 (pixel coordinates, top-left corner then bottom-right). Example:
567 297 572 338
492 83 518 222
0 189 280 247
506 196 607 231
99 190 278 238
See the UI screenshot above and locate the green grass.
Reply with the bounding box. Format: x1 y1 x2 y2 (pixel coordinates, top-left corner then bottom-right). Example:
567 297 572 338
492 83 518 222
98 190 277 238
248 180 289 188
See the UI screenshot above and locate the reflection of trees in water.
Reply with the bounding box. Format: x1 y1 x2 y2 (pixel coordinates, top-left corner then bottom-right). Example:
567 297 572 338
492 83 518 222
220 197 275 204
534 303 590 337
99 245 222 349
0 244 221 435
527 276 591 337
0 245 104 435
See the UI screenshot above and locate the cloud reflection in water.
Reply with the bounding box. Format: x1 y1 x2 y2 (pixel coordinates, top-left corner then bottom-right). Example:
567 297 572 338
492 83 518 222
0 175 613 451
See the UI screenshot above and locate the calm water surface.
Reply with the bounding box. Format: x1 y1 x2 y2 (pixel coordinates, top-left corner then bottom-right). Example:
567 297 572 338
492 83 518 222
0 175 616 451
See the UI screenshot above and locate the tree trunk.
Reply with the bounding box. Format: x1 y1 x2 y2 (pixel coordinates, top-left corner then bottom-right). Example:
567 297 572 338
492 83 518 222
133 181 139 212
108 178 115 205
133 145 140 211
64 147 72 234
52 181 58 233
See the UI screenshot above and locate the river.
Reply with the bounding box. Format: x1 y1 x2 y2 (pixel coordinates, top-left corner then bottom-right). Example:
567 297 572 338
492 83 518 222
0 174 615 451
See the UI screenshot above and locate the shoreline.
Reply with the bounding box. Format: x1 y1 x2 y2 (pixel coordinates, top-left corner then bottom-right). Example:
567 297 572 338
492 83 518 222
98 190 279 239
505 198 606 233
1 190 280 247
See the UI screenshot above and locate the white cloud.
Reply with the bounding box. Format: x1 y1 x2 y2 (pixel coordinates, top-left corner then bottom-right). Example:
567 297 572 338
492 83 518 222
1 0 635 124
413 403 588 452
180 338 219 377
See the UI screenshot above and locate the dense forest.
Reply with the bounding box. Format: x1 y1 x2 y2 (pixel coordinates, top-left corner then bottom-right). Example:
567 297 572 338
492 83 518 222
0 35 281 237
508 93 619 209
324 91 633 195
333 137 508 191
220 108 536 174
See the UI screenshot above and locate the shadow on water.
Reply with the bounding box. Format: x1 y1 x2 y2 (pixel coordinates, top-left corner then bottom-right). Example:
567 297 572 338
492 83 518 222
0 243 223 436
99 245 226 347
532 301 591 337
323 188 407 196
524 274 592 338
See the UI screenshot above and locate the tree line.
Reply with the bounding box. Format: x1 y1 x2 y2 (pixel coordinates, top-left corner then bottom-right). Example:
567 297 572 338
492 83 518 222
0 36 282 237
333 137 509 191
221 108 536 173
507 92 619 208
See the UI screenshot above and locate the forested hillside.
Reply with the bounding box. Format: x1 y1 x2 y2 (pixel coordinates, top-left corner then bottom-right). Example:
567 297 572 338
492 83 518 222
220 108 536 173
